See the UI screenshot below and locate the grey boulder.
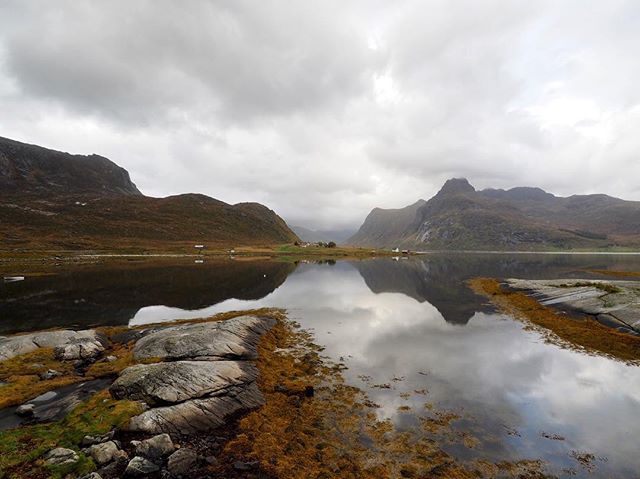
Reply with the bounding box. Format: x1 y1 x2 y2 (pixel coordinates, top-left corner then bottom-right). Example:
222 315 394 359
54 336 105 360
15 403 34 417
125 456 160 476
44 447 79 465
128 381 264 434
88 440 120 465
133 315 275 361
110 360 258 405
167 448 200 476
134 433 175 460
0 330 101 361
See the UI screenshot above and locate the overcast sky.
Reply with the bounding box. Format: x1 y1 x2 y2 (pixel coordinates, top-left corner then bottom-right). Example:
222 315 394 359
1 1 639 230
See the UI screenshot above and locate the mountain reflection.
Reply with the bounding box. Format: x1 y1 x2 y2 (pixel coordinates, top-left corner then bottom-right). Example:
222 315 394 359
0 260 294 334
353 253 635 324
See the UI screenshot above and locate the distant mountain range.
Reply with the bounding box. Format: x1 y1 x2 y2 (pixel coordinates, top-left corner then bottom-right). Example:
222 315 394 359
349 178 640 251
0 136 298 250
290 225 355 244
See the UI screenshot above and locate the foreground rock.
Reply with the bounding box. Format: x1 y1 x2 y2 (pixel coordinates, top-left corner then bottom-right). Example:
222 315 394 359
506 278 640 333
113 315 274 435
110 360 258 405
128 382 264 434
133 315 274 361
167 448 200 476
124 456 159 476
44 447 79 465
88 441 120 466
54 336 105 360
0 329 103 361
132 433 175 460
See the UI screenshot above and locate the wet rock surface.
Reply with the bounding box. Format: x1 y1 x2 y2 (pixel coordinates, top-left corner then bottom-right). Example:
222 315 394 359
506 278 640 333
114 315 273 435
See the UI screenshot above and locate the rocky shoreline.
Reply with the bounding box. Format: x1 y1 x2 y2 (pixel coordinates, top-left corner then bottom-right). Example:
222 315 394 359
0 312 278 478
505 278 640 334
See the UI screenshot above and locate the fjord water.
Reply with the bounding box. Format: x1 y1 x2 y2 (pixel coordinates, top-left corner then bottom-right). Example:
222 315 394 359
2 254 640 477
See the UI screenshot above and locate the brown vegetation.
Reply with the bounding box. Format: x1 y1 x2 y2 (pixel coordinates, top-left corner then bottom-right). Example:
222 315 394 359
469 277 640 362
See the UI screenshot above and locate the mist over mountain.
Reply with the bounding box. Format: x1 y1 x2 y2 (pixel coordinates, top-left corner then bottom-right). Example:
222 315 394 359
349 178 640 251
290 225 355 244
0 136 298 250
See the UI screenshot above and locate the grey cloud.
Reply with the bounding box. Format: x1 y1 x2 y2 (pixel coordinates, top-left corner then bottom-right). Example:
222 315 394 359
2 0 379 124
1 0 639 230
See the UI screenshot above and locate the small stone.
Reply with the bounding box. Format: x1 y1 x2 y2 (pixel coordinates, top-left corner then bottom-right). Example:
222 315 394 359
44 447 79 465
233 460 257 471
54 337 105 361
167 448 199 476
79 473 103 479
15 403 34 417
134 433 175 460
105 355 117 362
97 450 128 479
88 441 119 465
205 455 218 465
39 369 62 380
125 456 160 476
81 430 114 446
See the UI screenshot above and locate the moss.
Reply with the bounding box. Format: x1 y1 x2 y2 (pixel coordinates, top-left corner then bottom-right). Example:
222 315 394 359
469 277 640 362
0 390 143 478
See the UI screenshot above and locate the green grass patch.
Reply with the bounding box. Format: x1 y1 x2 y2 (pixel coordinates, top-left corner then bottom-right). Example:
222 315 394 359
0 391 143 479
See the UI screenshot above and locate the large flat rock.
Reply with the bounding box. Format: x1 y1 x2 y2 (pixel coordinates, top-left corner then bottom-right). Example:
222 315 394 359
133 315 275 361
506 278 640 332
127 382 264 434
110 360 258 405
114 315 275 436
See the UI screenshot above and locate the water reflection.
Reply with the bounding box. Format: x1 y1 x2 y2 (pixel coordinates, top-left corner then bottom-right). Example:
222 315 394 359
2 254 640 476
0 260 294 334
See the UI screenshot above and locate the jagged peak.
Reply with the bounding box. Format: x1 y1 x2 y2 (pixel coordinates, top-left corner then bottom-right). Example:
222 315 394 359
436 178 475 196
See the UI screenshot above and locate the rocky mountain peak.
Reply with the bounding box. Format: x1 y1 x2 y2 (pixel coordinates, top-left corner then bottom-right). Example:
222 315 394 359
436 178 476 196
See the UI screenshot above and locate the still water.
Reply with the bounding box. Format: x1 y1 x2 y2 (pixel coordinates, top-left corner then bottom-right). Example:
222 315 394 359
2 253 640 477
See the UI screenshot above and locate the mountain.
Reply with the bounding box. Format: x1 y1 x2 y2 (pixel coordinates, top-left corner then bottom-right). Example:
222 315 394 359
348 178 640 250
0 136 298 250
348 200 426 247
0 136 141 197
290 225 355 244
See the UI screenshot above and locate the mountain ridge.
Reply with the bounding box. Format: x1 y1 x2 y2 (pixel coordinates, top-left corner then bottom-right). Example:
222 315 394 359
0 136 298 250
349 178 640 250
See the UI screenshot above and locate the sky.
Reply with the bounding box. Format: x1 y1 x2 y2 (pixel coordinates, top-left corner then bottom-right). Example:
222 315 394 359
1 0 639 231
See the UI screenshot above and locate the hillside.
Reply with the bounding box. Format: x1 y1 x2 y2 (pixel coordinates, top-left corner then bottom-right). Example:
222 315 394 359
0 136 298 250
0 136 141 197
348 178 640 251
